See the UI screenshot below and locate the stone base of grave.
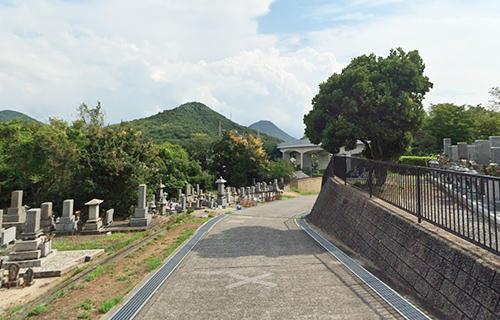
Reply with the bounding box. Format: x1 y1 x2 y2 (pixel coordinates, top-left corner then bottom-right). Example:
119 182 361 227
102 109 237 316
81 218 103 234
5 250 55 269
0 227 17 247
40 218 56 234
129 215 151 227
55 218 78 234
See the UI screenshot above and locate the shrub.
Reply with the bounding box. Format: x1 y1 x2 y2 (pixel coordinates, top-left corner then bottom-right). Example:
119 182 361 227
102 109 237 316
27 305 48 317
398 155 437 167
98 296 122 314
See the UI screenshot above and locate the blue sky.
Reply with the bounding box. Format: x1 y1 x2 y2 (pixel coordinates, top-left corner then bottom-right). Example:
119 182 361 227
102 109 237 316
0 0 499 138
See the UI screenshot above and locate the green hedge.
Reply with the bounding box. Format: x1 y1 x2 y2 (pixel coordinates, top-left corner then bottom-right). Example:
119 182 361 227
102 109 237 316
398 155 438 167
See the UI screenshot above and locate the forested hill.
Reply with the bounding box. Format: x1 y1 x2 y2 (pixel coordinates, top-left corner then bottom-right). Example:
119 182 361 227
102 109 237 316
125 102 281 146
249 120 297 143
0 110 39 123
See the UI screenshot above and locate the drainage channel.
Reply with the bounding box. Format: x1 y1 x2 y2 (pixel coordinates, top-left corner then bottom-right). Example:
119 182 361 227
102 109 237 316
295 217 431 320
109 214 226 320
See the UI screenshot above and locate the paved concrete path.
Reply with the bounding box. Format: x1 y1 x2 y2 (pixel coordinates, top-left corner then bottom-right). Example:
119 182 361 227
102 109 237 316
137 196 403 319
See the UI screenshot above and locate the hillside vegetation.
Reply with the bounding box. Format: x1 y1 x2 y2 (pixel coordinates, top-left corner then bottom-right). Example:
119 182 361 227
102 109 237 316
0 110 39 123
249 120 297 143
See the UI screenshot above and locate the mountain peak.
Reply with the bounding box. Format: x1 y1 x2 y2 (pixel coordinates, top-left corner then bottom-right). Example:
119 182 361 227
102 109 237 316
0 109 39 123
249 120 297 143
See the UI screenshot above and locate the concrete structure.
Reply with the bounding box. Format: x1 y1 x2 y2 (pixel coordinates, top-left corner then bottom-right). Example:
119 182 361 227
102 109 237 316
0 209 16 247
489 136 500 147
277 139 364 172
491 147 500 165
467 144 477 162
310 178 499 320
55 199 78 234
130 184 151 227
450 145 459 161
215 177 227 208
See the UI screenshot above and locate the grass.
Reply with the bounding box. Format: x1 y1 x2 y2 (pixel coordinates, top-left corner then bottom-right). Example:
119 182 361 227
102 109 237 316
78 299 93 310
98 296 122 314
27 305 48 317
144 257 162 272
53 231 147 253
85 265 108 282
77 311 90 319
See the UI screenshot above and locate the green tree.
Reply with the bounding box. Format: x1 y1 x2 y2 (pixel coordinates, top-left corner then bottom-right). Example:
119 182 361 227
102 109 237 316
304 48 433 161
156 143 214 196
210 131 267 186
261 160 295 183
489 87 500 112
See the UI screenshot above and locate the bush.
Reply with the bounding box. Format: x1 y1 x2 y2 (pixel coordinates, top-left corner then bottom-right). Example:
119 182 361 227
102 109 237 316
398 155 437 167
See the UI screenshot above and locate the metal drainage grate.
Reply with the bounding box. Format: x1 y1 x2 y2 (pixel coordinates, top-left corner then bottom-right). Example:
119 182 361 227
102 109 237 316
109 214 226 320
296 217 431 320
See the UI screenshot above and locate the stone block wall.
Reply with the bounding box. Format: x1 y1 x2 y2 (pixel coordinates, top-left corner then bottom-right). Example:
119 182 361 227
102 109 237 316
309 178 499 320
289 177 322 194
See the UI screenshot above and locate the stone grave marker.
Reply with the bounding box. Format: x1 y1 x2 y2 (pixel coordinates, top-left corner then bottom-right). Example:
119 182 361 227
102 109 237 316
457 142 468 160
491 147 500 165
490 136 500 147
23 267 34 287
443 138 451 156
82 199 104 233
475 140 491 165
7 263 21 288
4 191 26 231
468 145 477 162
55 199 78 234
40 202 56 234
105 209 114 226
130 184 151 227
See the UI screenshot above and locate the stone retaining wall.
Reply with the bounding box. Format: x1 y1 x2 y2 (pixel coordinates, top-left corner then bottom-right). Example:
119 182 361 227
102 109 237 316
289 177 322 194
309 178 499 320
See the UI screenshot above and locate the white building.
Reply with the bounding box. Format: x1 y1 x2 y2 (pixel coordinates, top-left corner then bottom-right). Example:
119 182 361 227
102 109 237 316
277 139 365 172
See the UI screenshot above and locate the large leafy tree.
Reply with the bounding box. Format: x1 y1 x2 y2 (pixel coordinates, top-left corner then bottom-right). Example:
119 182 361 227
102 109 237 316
304 48 433 161
210 131 268 186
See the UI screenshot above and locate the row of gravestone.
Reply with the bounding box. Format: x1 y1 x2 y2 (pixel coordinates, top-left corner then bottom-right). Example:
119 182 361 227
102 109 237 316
443 136 500 165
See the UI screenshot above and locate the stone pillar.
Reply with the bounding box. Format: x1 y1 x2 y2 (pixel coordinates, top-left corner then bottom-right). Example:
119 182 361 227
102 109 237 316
215 177 227 207
4 190 26 224
181 195 187 211
55 199 78 234
130 184 151 227
82 199 104 233
457 142 468 160
475 140 491 165
105 209 114 226
40 202 56 234
196 184 200 196
491 147 500 165
443 138 451 156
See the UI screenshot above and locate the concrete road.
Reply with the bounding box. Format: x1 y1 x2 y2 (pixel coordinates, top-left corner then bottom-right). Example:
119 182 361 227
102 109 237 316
137 196 402 319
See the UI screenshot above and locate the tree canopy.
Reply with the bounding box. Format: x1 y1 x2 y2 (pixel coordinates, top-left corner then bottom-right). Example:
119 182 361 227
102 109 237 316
304 48 433 160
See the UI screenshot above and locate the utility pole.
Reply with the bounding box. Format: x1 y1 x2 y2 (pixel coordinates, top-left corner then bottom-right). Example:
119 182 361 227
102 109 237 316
218 121 222 137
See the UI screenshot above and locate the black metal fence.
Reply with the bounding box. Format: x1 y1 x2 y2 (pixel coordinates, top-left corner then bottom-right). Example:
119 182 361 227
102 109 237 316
330 155 500 255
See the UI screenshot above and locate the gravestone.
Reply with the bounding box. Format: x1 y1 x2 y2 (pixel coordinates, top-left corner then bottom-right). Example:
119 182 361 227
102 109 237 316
82 199 104 233
181 195 187 212
491 147 500 165
450 145 459 162
443 138 451 156
273 179 280 192
105 209 114 226
4 191 26 229
178 189 182 202
55 199 78 234
157 182 168 215
457 142 468 160
40 202 56 234
0 210 16 246
468 145 477 162
130 184 151 227
196 184 200 196
475 140 491 165
23 268 35 287
8 209 53 267
6 263 21 288
490 136 500 147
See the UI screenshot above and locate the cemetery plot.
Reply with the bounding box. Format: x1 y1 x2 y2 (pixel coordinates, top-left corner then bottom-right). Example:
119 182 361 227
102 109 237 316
1 214 208 320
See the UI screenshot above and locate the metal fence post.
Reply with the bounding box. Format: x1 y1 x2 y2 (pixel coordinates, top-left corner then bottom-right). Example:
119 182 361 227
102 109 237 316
344 156 347 185
368 164 373 198
416 168 422 223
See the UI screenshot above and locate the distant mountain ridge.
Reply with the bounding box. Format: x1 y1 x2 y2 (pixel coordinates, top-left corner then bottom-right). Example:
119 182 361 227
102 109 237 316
0 110 39 123
125 102 281 146
249 120 297 143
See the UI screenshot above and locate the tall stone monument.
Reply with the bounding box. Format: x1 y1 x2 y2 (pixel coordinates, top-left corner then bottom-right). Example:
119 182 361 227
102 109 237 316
468 144 477 162
457 142 468 160
215 177 227 208
130 184 151 227
55 199 78 234
443 138 451 156
82 199 104 233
